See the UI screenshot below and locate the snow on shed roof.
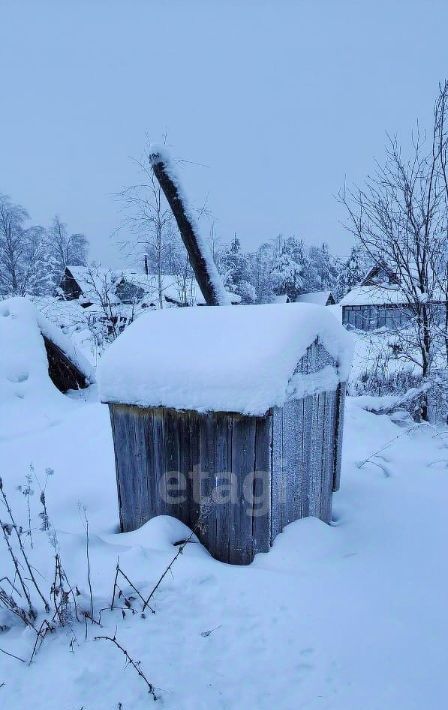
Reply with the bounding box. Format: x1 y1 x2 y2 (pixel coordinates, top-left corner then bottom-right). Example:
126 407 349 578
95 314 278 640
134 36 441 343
0 297 94 381
0 298 94 438
99 303 353 416
296 291 333 305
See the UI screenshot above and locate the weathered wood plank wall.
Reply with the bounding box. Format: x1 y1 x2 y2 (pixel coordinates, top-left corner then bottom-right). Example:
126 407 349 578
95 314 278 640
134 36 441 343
270 386 342 536
109 405 272 564
108 339 346 564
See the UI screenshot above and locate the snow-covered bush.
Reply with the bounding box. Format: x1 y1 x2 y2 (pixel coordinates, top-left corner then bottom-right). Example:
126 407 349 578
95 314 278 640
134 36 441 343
348 327 448 422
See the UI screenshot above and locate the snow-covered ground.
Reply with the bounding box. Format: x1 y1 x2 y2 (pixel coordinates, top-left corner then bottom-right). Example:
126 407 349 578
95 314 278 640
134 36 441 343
1 377 448 707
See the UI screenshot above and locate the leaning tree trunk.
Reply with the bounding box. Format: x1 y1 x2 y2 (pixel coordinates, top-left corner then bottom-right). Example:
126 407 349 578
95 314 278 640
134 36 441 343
149 148 228 307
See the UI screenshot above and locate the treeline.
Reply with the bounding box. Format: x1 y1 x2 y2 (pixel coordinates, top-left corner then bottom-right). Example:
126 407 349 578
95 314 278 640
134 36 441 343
0 193 88 297
140 230 369 305
117 150 369 305
1 189 369 305
213 235 368 304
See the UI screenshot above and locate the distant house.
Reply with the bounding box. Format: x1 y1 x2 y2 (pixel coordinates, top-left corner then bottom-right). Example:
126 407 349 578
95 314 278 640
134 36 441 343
59 266 86 302
361 262 399 288
272 294 291 304
114 272 202 307
296 291 335 306
59 266 118 308
59 267 195 308
59 266 241 310
339 261 446 331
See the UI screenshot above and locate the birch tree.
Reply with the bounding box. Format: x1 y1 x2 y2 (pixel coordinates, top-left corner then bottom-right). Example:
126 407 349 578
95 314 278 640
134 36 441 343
0 194 50 296
47 215 88 280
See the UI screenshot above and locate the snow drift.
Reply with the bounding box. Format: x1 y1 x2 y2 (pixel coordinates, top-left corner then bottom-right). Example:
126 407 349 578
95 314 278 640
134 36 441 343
0 297 94 438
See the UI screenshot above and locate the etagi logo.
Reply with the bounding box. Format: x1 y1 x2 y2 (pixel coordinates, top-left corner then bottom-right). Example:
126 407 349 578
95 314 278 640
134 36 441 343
158 466 272 517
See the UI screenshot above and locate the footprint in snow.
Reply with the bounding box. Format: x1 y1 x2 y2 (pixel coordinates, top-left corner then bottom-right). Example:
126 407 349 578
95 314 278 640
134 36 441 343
7 372 29 383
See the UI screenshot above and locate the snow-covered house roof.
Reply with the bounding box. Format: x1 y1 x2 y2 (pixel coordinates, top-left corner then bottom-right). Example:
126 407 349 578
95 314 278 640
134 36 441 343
360 261 399 287
115 272 242 306
115 272 203 306
272 294 291 304
0 297 94 437
339 284 448 308
99 303 353 416
338 285 409 307
296 291 335 306
62 266 240 309
63 266 120 305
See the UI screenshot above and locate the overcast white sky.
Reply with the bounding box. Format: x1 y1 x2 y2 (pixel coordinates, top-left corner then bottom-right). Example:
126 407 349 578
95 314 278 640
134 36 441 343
1 0 447 267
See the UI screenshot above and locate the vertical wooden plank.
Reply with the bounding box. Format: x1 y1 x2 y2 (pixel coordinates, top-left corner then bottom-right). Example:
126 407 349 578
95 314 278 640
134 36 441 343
112 405 154 532
163 408 184 523
320 390 335 522
301 395 313 518
270 406 283 543
294 396 302 519
213 414 233 563
229 416 256 564
308 394 318 518
316 392 328 521
317 392 329 522
281 399 302 526
296 396 306 519
316 392 327 521
187 411 201 530
109 406 130 531
308 393 324 518
251 416 271 554
333 383 346 492
197 413 216 554
150 409 167 517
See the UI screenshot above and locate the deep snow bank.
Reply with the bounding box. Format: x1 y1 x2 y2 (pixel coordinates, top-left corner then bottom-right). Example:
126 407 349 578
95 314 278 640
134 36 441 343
0 297 93 438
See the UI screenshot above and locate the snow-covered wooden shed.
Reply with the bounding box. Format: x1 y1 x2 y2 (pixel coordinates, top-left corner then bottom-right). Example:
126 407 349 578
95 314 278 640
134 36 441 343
0 297 93 394
296 291 335 306
99 302 352 564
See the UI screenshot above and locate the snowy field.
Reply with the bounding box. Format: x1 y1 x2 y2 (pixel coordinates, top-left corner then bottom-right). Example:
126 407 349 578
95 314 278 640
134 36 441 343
1 378 448 708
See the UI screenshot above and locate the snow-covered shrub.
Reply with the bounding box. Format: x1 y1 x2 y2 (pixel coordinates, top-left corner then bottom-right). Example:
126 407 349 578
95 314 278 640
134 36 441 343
427 371 448 425
347 328 448 422
0 473 81 657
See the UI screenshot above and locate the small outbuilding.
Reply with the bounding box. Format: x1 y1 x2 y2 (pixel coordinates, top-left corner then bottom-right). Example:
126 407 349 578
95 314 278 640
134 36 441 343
59 266 118 308
339 261 447 331
0 297 93 393
296 291 336 306
99 302 352 564
339 283 447 332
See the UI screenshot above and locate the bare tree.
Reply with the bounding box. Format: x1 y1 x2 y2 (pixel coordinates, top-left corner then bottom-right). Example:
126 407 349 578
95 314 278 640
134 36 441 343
48 215 88 279
0 194 50 296
82 266 126 345
117 142 176 309
433 80 448 364
340 84 448 419
0 195 30 295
